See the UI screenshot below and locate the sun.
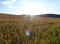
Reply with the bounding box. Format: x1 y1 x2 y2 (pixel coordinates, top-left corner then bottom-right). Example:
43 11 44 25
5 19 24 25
17 3 46 16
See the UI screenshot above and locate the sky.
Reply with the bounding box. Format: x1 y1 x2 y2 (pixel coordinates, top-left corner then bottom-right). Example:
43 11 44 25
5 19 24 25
0 0 60 15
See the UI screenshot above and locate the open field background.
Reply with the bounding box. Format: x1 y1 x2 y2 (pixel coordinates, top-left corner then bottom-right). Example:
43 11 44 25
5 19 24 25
0 13 60 44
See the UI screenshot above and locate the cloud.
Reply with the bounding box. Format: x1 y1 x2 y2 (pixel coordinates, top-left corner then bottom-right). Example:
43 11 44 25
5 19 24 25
8 5 16 8
0 0 16 8
21 0 28 4
0 1 12 5
10 0 16 2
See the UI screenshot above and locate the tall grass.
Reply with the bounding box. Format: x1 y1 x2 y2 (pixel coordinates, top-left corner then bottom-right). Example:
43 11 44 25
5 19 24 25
0 16 60 44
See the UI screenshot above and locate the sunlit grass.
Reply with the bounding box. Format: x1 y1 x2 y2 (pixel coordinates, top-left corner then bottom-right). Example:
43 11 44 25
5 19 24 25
0 15 60 44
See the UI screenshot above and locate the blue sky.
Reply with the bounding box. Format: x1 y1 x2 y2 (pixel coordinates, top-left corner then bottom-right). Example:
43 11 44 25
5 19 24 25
0 0 60 15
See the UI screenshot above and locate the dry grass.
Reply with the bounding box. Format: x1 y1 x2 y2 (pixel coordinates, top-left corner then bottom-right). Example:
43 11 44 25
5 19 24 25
0 14 60 44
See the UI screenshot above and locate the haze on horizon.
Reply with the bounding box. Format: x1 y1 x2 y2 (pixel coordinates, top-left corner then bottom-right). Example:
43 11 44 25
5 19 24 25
0 0 60 15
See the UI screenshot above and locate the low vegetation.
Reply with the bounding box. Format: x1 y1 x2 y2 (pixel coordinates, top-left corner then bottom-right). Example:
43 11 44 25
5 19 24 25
0 14 60 44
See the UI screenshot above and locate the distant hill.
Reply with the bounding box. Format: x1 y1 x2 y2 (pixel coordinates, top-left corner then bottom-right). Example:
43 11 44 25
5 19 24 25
0 13 60 18
0 13 29 24
0 13 26 18
37 14 60 18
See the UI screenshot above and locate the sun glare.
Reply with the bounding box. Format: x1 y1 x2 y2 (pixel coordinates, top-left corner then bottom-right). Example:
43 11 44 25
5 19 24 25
19 3 46 16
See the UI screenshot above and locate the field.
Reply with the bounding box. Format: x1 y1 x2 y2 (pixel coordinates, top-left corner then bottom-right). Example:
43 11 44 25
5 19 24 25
0 14 60 44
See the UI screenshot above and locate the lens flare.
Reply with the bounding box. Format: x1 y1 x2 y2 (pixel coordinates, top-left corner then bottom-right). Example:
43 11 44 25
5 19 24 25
25 30 30 36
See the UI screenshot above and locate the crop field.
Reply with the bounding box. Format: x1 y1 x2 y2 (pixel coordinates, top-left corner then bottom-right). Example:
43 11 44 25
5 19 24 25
0 14 60 44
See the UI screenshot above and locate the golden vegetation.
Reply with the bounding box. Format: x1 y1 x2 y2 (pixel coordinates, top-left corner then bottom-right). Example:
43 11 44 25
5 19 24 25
0 14 60 44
